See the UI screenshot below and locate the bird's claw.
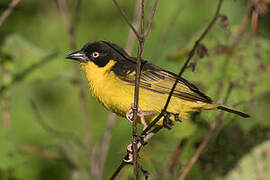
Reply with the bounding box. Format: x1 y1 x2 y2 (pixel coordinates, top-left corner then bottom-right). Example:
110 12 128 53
126 104 156 130
174 113 182 122
124 143 133 163
162 111 181 129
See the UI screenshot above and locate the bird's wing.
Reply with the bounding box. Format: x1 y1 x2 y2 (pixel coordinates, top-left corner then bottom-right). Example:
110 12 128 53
118 62 212 104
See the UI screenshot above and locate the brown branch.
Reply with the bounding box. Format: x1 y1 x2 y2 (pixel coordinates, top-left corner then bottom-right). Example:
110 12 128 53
162 0 224 111
179 82 234 180
110 126 163 180
140 0 224 137
152 2 182 61
99 113 117 172
133 1 160 178
168 139 187 173
57 0 96 178
0 0 21 26
110 1 145 178
98 2 141 178
113 0 141 40
57 0 76 49
131 0 160 178
57 0 93 152
143 0 159 38
110 161 127 180
125 1 141 54
113 0 160 178
132 0 146 178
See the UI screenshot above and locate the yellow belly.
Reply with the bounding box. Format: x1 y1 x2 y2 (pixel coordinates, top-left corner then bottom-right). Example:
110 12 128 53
80 60 214 126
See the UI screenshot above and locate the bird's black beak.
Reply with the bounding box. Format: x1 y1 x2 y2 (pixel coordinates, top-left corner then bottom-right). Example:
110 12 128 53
65 51 88 63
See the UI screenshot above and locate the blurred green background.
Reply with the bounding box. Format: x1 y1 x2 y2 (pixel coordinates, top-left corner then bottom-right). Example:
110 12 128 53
0 0 269 179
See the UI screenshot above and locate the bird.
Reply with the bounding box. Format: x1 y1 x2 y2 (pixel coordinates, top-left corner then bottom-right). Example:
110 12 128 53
66 40 249 128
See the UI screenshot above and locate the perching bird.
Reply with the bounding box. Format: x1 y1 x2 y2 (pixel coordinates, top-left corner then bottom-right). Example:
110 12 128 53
66 41 249 127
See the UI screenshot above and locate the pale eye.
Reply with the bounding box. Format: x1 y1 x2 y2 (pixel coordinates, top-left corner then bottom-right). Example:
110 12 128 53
91 52 100 58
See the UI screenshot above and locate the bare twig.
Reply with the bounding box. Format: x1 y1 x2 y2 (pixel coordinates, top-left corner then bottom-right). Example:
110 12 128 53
0 0 21 26
132 0 160 178
125 1 141 54
57 0 96 178
162 0 224 112
141 0 224 136
57 0 76 49
152 2 182 61
168 139 186 173
57 0 92 152
132 0 146 178
113 0 141 40
98 113 117 177
113 0 159 178
110 126 163 180
98 2 141 178
143 0 159 38
179 82 234 180
112 0 220 177
110 161 127 180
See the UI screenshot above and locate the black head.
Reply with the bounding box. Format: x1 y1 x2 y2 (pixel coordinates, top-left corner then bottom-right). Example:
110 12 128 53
66 41 130 67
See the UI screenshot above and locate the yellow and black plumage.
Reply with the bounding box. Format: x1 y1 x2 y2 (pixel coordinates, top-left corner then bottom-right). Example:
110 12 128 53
66 41 249 126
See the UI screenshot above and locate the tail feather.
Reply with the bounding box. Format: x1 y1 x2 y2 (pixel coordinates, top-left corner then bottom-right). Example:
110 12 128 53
217 105 250 118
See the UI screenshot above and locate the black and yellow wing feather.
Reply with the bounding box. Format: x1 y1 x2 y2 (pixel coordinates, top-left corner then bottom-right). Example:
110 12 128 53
102 41 212 104
103 41 249 118
111 59 212 104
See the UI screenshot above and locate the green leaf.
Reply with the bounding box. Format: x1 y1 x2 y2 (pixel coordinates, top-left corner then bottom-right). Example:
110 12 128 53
224 140 270 180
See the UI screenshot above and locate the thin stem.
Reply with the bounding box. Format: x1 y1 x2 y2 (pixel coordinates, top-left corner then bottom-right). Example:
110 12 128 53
111 0 159 178
110 126 163 180
144 0 159 38
110 162 127 180
132 0 145 177
168 139 186 173
98 113 117 177
179 82 233 180
163 0 224 111
113 0 141 40
140 0 224 137
125 1 141 54
0 0 21 26
57 0 95 178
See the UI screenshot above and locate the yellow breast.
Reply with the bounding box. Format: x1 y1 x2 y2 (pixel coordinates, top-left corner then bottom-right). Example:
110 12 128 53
80 60 212 125
80 60 135 116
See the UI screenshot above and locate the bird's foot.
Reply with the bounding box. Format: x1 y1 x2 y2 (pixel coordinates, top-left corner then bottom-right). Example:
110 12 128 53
162 111 182 129
124 143 134 163
126 104 156 130
174 113 182 122
123 130 156 163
